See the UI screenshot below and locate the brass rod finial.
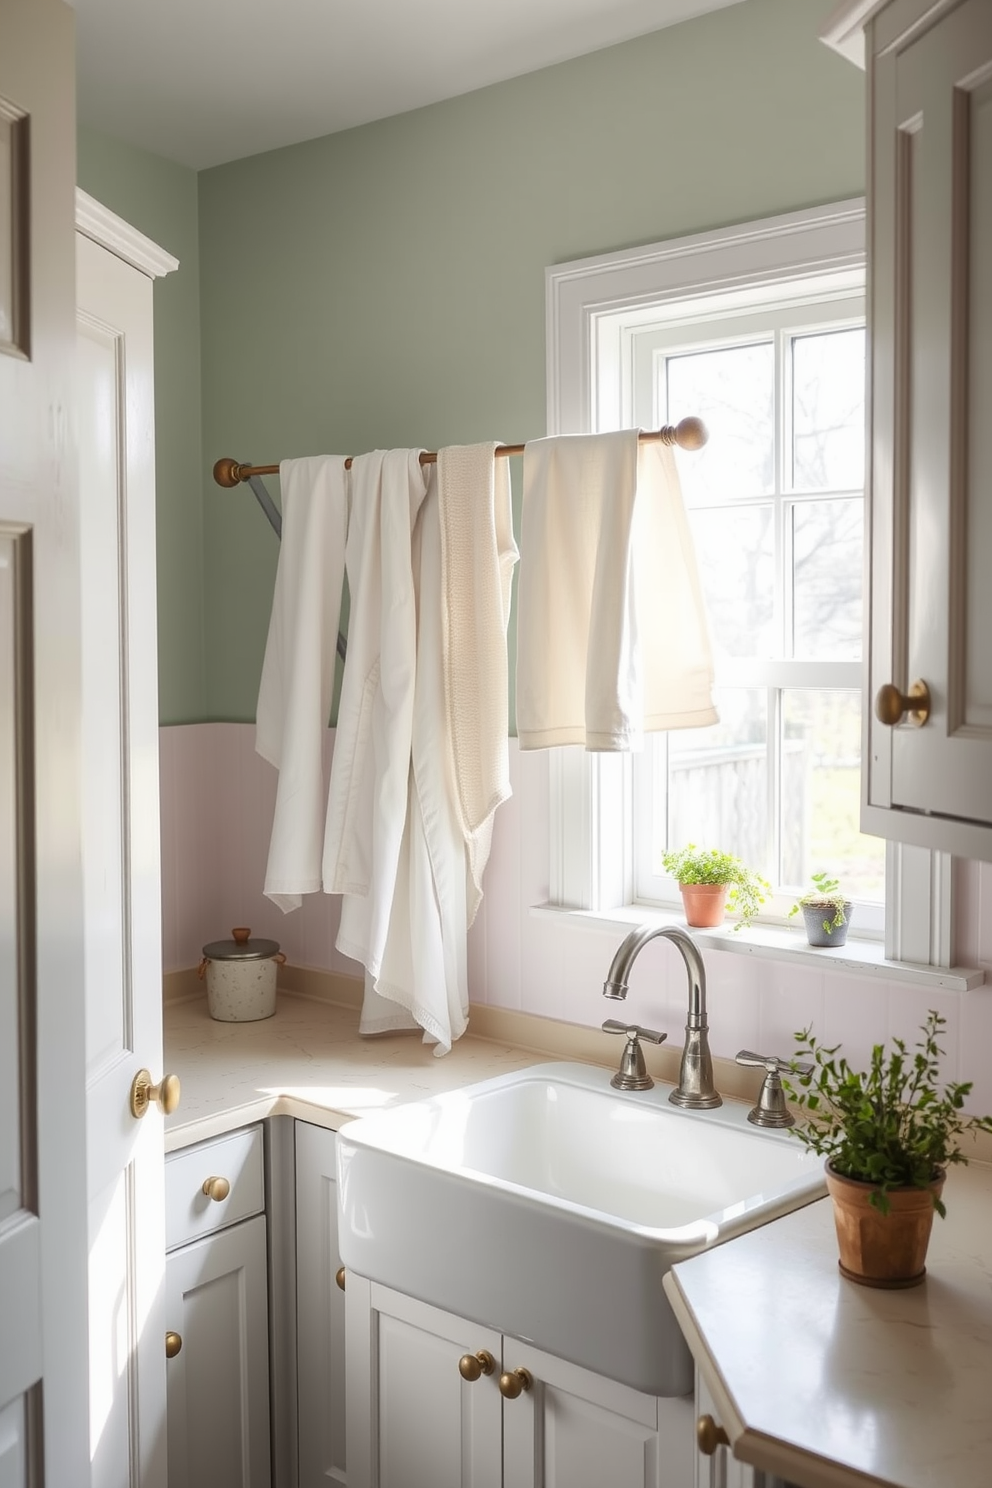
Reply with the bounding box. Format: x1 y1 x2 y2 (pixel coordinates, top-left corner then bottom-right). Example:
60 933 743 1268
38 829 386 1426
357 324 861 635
213 457 246 487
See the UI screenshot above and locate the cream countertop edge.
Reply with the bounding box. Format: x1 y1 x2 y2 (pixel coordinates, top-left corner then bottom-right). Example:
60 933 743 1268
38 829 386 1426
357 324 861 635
664 1162 992 1488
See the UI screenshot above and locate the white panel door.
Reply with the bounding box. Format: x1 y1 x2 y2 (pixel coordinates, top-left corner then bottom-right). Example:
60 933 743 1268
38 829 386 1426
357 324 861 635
0 1 91 1483
77 221 176 1488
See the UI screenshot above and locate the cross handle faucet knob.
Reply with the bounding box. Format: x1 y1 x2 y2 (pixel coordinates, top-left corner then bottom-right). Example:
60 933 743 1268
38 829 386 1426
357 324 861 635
602 1019 667 1091
735 1049 813 1128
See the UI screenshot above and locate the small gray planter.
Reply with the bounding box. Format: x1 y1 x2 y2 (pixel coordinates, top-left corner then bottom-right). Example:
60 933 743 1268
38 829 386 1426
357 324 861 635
802 901 852 947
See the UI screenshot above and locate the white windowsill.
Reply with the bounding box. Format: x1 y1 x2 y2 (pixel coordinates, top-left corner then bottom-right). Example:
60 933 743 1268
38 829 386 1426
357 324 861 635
529 903 985 992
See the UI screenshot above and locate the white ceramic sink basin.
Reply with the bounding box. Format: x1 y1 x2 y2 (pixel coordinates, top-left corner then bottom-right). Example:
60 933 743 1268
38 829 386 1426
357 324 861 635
336 1061 825 1395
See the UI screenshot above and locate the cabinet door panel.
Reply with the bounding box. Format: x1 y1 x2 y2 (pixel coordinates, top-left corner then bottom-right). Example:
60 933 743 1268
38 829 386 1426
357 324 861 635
296 1122 346 1487
164 1215 270 1488
866 0 992 850
503 1339 690 1488
347 1279 502 1488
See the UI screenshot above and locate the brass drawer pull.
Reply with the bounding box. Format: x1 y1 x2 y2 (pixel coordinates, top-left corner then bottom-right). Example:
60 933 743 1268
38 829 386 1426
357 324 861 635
498 1367 533 1399
875 679 931 727
458 1350 496 1382
335 1267 346 1292
202 1176 230 1202
165 1331 183 1360
697 1414 729 1455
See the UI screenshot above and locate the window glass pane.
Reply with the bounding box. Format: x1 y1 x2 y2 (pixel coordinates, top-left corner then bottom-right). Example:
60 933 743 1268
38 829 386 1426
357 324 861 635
665 343 774 504
666 689 768 872
690 504 774 659
781 689 885 900
791 328 865 491
791 498 863 660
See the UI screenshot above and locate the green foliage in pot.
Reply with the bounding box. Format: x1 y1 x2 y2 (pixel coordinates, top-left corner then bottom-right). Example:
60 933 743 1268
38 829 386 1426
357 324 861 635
783 1011 992 1216
661 844 769 931
788 871 849 937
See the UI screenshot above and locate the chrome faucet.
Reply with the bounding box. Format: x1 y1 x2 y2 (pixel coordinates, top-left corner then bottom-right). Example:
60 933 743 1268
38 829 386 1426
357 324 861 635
603 924 721 1110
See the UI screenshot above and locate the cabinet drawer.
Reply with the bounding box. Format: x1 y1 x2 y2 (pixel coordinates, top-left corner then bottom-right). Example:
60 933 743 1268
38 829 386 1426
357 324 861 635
166 1125 265 1252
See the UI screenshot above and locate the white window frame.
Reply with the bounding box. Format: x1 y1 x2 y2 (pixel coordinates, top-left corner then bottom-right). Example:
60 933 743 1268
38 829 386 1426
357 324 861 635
544 199 958 973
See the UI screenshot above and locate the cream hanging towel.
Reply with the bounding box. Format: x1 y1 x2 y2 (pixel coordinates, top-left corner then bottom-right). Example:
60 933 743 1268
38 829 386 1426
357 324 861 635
515 431 717 751
255 454 349 909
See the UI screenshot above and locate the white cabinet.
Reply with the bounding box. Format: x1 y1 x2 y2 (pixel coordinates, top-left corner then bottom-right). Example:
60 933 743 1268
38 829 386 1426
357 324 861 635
345 1276 693 1488
859 0 992 857
164 1128 271 1488
693 1375 796 1488
296 1120 348 1487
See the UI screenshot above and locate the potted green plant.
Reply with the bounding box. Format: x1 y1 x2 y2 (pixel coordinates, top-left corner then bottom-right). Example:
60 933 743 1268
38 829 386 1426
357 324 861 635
661 844 769 931
783 1011 992 1288
788 872 852 947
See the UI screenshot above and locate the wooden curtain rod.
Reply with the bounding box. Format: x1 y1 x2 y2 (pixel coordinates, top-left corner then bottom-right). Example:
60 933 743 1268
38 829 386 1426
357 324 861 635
212 418 708 488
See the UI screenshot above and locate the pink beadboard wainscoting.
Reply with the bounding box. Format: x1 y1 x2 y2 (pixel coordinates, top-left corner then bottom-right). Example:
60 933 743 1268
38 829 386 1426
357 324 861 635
159 723 992 1114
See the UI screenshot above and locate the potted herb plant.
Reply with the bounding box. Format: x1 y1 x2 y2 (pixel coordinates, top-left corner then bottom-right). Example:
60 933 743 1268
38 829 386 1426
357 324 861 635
662 844 769 931
783 1011 992 1288
788 872 852 947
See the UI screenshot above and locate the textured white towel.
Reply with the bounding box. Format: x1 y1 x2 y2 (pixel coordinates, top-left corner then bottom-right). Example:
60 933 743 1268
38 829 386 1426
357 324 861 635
255 455 348 911
323 449 427 1036
437 442 518 921
516 432 716 750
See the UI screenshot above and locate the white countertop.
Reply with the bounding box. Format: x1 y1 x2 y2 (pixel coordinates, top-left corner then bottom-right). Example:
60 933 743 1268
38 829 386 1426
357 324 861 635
163 990 546 1150
665 1163 992 1488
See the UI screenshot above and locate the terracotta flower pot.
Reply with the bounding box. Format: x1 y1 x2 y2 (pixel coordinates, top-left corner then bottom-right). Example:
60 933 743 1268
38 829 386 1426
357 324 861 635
679 883 728 928
825 1162 945 1288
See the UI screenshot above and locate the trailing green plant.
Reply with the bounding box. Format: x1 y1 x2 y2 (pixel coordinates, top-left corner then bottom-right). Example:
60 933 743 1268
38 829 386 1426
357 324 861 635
661 844 769 931
783 1011 992 1215
788 871 849 936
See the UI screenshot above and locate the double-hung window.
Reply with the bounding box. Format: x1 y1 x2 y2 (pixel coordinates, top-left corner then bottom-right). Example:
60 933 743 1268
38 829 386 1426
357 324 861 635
631 293 884 931
546 200 956 964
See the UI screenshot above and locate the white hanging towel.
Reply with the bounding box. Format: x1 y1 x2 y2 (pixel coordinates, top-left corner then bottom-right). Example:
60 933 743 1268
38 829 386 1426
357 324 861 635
375 474 471 1054
256 455 349 911
516 431 717 751
323 448 427 1036
437 442 518 922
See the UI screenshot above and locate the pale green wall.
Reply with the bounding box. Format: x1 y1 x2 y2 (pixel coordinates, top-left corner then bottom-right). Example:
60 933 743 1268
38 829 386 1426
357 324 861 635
81 0 865 726
198 0 864 723
77 126 206 723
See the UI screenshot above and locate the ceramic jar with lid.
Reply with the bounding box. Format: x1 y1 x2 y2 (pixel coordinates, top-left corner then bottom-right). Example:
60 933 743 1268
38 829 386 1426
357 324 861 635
197 927 286 1022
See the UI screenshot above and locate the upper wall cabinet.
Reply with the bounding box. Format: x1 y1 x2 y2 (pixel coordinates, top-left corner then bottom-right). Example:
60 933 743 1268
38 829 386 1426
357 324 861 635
828 0 992 859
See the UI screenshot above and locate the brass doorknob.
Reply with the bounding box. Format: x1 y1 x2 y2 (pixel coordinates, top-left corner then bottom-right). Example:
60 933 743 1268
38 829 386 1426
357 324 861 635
458 1350 496 1382
335 1267 346 1292
697 1414 730 1455
130 1069 181 1119
875 679 931 727
202 1176 230 1202
498 1367 533 1399
165 1332 183 1359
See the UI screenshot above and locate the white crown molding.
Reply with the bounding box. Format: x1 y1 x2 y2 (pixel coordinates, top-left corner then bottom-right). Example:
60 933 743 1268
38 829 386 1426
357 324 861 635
75 189 179 279
819 0 883 67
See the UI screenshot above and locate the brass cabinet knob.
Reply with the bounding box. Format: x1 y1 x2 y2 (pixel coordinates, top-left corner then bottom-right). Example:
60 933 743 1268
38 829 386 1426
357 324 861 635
335 1267 346 1292
697 1414 730 1455
458 1350 496 1382
498 1367 533 1400
202 1176 230 1202
875 679 931 727
165 1332 183 1360
130 1069 181 1119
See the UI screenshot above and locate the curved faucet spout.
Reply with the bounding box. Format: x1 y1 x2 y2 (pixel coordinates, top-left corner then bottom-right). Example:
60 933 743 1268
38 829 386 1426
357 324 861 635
602 924 721 1110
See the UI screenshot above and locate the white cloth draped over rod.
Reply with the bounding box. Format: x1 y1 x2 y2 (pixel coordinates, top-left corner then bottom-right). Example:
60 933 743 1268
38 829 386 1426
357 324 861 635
252 431 715 1053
